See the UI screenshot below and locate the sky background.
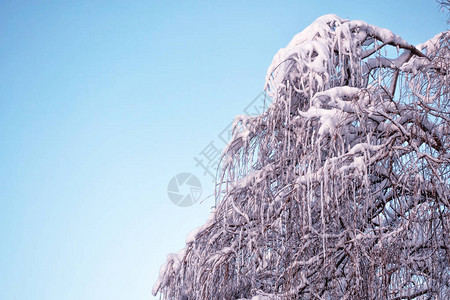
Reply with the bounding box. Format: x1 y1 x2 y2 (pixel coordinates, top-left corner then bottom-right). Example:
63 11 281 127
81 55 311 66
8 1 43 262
0 1 447 299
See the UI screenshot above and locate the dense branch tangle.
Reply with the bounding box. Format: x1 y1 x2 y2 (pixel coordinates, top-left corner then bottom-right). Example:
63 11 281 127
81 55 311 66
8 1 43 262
154 15 449 299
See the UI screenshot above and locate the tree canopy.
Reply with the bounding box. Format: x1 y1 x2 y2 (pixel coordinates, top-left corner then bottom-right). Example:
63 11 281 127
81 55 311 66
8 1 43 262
153 14 449 299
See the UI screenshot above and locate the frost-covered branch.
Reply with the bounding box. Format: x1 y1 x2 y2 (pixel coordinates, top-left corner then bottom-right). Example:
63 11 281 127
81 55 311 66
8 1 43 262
154 14 449 299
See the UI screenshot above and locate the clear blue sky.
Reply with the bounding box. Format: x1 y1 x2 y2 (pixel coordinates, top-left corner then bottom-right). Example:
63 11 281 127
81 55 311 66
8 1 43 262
0 1 447 299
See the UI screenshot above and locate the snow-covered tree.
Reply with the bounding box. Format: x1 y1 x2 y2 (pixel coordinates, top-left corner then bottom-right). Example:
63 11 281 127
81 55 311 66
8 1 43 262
153 15 449 299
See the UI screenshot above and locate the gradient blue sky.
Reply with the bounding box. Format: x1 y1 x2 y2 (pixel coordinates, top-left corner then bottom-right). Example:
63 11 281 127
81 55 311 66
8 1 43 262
0 1 447 299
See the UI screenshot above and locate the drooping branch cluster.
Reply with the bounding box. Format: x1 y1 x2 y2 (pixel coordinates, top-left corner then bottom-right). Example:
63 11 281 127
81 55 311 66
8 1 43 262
154 15 449 299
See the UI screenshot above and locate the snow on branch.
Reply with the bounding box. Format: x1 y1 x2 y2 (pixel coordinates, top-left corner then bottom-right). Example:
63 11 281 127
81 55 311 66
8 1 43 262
154 14 449 299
